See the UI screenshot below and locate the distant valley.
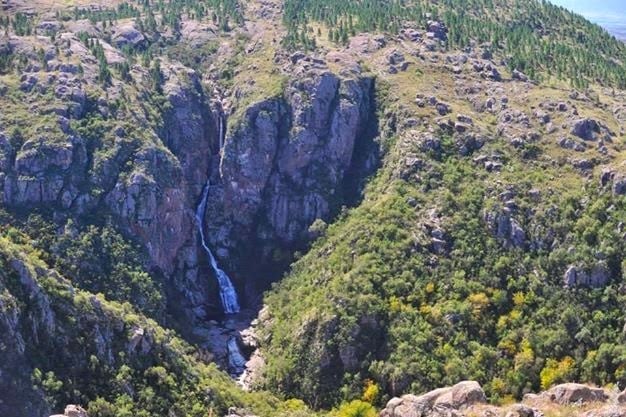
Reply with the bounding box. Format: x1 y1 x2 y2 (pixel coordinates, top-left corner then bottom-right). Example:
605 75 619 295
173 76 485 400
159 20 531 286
550 0 626 40
600 19 626 41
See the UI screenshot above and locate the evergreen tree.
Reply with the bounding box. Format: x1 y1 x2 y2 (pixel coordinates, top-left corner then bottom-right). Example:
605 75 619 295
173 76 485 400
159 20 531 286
149 59 163 93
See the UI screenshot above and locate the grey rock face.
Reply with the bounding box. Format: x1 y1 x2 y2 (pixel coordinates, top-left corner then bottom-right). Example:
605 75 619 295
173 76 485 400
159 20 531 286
600 168 615 187
426 20 448 41
505 404 535 417
572 158 595 171
221 98 287 225
161 64 216 193
436 102 452 115
484 209 526 249
111 23 146 48
387 49 405 65
558 137 586 152
105 147 191 275
61 404 88 417
457 114 473 125
613 175 626 196
571 118 607 141
456 134 483 156
563 265 581 287
1 256 60 417
3 136 87 206
563 264 610 288
545 383 608 405
599 169 626 196
512 69 529 82
217 69 375 252
381 381 486 417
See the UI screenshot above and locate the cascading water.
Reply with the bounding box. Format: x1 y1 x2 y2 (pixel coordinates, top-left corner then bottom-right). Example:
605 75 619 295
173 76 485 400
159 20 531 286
195 183 240 314
195 109 240 314
227 337 247 375
218 109 224 150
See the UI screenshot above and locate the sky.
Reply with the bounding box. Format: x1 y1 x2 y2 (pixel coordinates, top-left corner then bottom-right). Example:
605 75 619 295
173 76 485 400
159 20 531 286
548 0 626 40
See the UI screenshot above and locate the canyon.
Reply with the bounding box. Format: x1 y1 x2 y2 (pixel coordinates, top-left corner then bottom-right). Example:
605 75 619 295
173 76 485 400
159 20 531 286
0 0 625 416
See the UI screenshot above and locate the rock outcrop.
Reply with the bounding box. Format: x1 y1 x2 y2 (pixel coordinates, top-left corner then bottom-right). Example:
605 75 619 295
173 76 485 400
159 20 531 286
111 22 146 48
563 264 610 288
381 382 620 417
545 383 609 405
3 135 87 206
571 118 606 141
381 381 486 417
483 209 526 249
49 405 88 417
426 20 448 41
161 64 216 193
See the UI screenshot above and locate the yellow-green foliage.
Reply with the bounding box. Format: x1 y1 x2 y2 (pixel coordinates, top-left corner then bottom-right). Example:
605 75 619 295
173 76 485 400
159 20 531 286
540 357 576 390
333 401 377 417
258 108 626 408
361 380 380 404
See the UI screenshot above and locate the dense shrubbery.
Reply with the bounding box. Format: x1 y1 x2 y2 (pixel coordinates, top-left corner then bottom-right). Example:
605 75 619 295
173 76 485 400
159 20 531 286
258 137 626 408
53 224 165 318
0 234 296 417
0 213 164 319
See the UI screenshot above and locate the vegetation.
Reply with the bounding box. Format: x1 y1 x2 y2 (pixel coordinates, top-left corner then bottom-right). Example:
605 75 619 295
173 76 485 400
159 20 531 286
12 13 33 36
282 0 626 88
1 0 625 415
257 119 626 408
71 0 242 34
0 233 297 417
0 214 164 319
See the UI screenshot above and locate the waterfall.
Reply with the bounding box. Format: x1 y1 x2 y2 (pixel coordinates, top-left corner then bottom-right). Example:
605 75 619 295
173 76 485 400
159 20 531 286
195 182 240 314
218 111 224 149
227 337 247 374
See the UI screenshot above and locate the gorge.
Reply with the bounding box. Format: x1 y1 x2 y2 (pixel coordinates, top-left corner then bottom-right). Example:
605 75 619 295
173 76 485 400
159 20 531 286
1 0 626 416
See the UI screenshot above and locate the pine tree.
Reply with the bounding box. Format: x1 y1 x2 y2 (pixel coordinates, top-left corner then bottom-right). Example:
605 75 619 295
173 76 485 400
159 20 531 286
149 59 163 93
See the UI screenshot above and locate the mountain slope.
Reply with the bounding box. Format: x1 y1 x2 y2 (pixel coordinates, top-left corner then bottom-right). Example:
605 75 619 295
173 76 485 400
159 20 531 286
253 0 626 408
0 230 289 416
282 0 626 88
0 0 626 415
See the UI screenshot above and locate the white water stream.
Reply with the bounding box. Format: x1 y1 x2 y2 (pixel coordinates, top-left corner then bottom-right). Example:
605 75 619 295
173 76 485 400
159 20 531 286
194 111 240 314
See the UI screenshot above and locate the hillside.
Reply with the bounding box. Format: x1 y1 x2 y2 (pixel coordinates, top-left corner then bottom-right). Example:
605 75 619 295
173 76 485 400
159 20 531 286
0 229 291 416
0 0 625 416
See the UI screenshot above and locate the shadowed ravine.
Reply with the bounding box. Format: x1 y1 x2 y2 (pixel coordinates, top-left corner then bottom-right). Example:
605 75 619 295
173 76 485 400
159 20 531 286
193 109 250 378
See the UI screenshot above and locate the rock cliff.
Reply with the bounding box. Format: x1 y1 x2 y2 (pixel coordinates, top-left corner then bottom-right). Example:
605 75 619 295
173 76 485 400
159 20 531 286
0 55 222 322
210 64 377 296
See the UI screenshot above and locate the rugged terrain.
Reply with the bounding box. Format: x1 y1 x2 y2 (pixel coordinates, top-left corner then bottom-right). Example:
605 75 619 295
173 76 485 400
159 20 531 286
0 0 625 416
